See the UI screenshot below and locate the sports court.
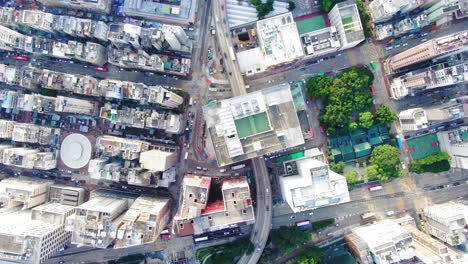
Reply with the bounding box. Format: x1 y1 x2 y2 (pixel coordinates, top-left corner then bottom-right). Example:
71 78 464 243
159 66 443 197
234 112 271 139
295 15 326 35
406 134 441 161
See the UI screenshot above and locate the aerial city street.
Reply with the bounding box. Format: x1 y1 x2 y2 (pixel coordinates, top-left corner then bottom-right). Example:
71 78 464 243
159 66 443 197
0 0 467 264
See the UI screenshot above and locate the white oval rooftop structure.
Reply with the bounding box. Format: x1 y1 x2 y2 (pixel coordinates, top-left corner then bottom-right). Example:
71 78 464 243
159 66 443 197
60 133 92 169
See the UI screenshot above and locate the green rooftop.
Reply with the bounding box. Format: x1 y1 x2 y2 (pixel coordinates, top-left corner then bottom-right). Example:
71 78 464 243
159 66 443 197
407 134 441 161
369 136 383 146
291 82 306 111
461 130 468 141
354 142 372 158
296 16 326 35
234 112 271 139
161 4 171 14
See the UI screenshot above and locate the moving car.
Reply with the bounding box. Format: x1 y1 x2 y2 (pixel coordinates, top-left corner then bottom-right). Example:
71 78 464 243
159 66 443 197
94 66 109 72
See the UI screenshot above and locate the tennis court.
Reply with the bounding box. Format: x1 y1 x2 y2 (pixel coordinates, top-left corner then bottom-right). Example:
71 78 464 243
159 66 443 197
235 112 271 139
296 15 326 35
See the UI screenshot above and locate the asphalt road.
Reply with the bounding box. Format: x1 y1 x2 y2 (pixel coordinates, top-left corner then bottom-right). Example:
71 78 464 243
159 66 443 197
212 0 246 96
238 157 272 264
2 51 185 88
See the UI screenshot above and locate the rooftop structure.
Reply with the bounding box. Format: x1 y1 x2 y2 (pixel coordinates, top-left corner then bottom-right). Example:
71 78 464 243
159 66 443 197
437 126 468 169
369 0 425 24
139 149 178 172
115 196 171 248
0 7 15 26
237 13 303 75
386 30 468 74
375 13 429 41
107 48 191 76
399 108 429 131
224 0 289 29
279 155 350 213
48 184 86 206
0 119 15 138
107 23 142 48
11 123 59 145
175 175 255 236
54 96 98 116
31 202 76 225
0 177 53 209
424 201 468 246
299 24 341 58
38 0 111 13
0 24 26 51
40 69 102 97
345 220 415 264
328 0 365 50
53 15 109 41
60 133 93 170
426 0 468 26
17 9 55 33
0 208 70 264
122 0 197 26
145 111 182 134
402 224 464 264
256 12 304 69
203 83 304 166
66 193 130 248
96 135 150 160
390 61 468 99
1 147 57 170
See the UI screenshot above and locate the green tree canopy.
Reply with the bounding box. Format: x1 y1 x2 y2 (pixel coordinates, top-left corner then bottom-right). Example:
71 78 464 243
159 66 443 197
359 111 374 129
251 0 275 18
271 226 311 253
344 170 358 183
376 105 397 124
288 1 296 11
348 122 358 131
370 145 401 180
287 246 324 264
306 76 333 98
330 161 346 174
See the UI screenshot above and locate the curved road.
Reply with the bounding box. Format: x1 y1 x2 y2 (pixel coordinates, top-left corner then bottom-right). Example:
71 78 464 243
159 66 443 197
238 157 272 264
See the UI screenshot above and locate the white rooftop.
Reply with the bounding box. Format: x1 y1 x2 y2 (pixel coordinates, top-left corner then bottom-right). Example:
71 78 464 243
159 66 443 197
60 133 92 169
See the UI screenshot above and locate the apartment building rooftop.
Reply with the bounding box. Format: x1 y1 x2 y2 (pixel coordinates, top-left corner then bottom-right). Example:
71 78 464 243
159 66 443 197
329 0 365 50
139 149 177 172
369 0 424 23
437 126 468 169
203 83 304 166
115 196 170 248
386 29 468 73
390 60 468 99
11 123 58 145
17 9 55 33
38 0 111 13
0 177 53 209
122 0 196 26
279 156 350 213
176 175 255 236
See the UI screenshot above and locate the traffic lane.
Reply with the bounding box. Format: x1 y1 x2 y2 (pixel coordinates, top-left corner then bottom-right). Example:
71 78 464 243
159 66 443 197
3 53 185 88
383 21 468 58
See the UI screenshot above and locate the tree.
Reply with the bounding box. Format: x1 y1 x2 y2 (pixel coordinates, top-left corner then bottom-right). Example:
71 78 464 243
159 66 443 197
344 171 358 183
271 226 311 253
320 0 338 12
359 112 374 129
348 122 358 131
376 105 397 124
252 0 275 18
288 1 296 11
306 76 332 98
370 145 401 180
330 161 346 174
366 165 382 181
288 246 324 264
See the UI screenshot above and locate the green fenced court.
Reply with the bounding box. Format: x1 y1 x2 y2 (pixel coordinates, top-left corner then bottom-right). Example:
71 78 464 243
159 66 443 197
235 112 271 139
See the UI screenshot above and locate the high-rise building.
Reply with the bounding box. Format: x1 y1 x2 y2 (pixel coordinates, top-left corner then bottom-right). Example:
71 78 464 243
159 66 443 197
328 0 365 50
0 25 26 51
279 153 350 213
424 201 468 246
66 192 130 248
398 108 429 131
115 196 171 248
38 0 111 13
385 30 468 74
17 9 55 33
345 220 416 264
0 177 53 209
175 175 255 236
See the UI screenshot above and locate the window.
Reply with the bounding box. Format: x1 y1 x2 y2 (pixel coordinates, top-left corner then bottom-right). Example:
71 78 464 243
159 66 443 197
180 223 184 229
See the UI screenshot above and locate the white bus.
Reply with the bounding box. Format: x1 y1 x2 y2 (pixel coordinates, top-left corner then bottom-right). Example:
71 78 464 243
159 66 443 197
194 236 208 243
229 46 236 61
231 164 245 170
184 152 188 160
